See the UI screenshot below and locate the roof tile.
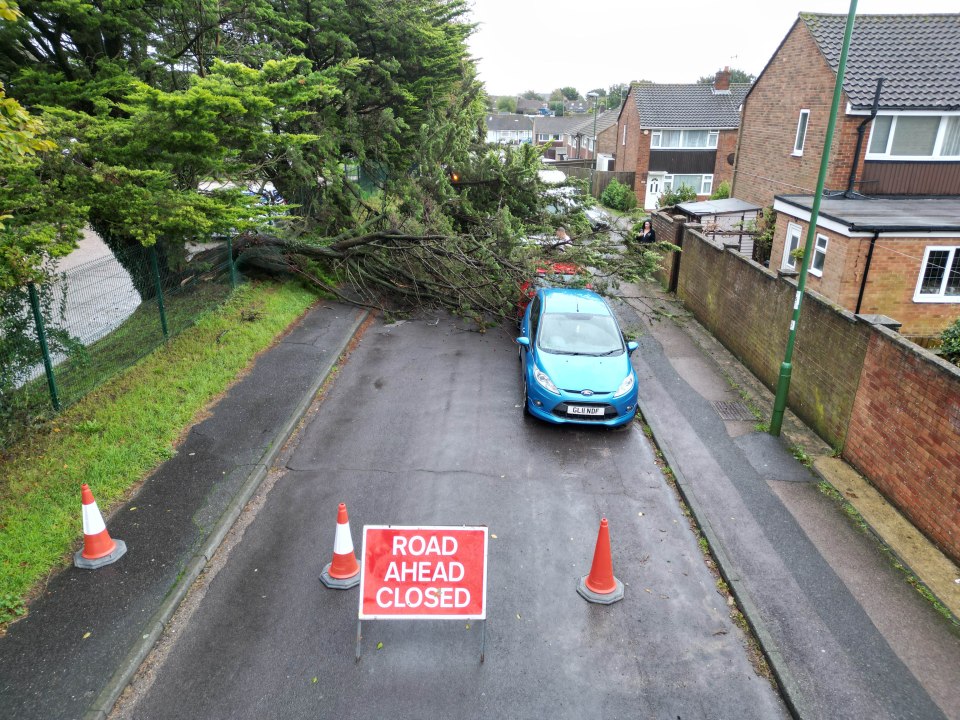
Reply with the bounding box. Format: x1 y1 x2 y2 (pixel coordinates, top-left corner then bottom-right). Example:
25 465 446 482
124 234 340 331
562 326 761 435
634 84 750 128
801 13 960 110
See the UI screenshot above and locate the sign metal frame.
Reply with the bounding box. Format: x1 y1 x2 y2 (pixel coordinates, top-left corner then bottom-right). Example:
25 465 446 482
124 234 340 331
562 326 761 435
355 524 489 662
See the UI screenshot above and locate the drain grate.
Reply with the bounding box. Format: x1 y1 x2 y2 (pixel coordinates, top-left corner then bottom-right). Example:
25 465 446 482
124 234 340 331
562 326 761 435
714 401 757 422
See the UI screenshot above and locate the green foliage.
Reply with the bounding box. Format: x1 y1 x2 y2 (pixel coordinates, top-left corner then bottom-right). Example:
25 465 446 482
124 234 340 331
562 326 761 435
710 180 731 200
600 178 637 211
521 90 542 100
749 206 776 266
549 101 564 116
657 183 697 209
0 282 317 626
940 318 960 364
559 86 580 101
496 96 517 113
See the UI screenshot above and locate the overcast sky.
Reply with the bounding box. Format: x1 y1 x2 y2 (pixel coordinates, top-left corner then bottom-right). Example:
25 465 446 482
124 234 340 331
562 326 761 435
466 0 958 96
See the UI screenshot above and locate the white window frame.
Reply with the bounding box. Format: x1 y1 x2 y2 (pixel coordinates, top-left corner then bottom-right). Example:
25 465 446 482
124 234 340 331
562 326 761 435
866 112 960 161
650 129 719 149
809 234 828 277
622 125 627 146
782 222 803 271
914 246 960 303
662 174 713 195
793 109 809 156
537 133 548 142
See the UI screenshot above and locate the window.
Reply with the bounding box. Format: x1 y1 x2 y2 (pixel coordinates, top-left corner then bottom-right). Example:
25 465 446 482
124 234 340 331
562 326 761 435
867 114 960 159
650 129 719 149
810 234 828 277
793 110 809 155
622 125 627 146
782 223 803 271
663 174 713 195
915 247 960 302
537 133 548 142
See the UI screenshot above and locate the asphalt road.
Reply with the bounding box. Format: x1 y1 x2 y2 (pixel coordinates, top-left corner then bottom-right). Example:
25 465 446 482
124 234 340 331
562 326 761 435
113 313 787 719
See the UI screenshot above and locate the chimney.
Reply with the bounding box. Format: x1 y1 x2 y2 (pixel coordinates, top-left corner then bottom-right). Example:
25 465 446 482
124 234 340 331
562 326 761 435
713 67 731 93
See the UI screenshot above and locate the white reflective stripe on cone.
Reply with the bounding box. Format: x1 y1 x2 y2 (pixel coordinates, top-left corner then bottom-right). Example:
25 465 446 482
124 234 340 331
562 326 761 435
332 523 354 554
82 501 107 535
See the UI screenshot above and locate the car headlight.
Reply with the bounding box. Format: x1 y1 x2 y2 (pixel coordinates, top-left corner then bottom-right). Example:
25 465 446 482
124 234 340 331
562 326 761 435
534 366 560 395
613 373 635 398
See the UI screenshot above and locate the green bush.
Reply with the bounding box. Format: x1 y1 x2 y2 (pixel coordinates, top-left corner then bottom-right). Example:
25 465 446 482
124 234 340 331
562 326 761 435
710 180 731 200
941 318 960 364
657 183 697 209
600 179 637 211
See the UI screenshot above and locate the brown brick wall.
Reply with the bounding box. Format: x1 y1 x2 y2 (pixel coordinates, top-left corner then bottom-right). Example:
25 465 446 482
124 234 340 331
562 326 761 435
676 226 870 445
844 329 960 563
733 21 866 208
675 224 960 564
713 129 739 192
615 87 641 174
651 212 684 289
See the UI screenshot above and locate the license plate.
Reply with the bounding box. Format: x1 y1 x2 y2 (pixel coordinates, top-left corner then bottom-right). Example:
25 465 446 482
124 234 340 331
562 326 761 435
567 405 604 417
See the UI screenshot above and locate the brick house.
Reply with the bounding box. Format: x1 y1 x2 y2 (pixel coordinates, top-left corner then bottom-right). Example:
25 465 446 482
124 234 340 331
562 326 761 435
614 71 749 210
564 109 620 167
733 13 960 338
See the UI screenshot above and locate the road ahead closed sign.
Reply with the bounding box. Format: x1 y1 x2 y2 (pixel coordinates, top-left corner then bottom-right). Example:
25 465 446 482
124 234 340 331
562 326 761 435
359 526 488 620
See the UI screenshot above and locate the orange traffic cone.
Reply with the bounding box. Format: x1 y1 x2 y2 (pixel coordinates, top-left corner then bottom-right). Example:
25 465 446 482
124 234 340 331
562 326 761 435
577 517 624 604
74 484 127 569
320 502 361 589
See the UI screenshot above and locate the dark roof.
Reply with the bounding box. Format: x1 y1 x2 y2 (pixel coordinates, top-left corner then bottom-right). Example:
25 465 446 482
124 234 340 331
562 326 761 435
569 109 620 136
531 115 583 134
776 194 960 233
634 84 750 128
801 13 960 111
485 114 533 132
678 198 762 217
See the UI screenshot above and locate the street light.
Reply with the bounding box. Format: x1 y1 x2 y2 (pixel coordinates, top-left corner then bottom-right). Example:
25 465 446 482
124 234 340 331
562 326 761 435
586 92 599 169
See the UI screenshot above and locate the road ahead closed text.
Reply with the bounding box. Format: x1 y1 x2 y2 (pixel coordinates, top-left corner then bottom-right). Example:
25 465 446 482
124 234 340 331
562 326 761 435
359 526 488 620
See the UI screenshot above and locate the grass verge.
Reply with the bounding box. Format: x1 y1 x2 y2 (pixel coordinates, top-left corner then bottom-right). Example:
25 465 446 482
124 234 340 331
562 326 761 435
0 280 319 627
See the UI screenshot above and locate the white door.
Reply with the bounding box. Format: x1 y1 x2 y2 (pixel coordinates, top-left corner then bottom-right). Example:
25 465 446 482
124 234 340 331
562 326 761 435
645 174 664 210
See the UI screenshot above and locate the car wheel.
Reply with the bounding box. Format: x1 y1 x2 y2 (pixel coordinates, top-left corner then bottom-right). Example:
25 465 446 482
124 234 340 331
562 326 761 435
521 377 531 416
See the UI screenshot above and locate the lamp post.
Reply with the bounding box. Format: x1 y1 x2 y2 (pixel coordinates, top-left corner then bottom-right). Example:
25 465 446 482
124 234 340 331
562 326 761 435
587 92 599 168
769 0 858 436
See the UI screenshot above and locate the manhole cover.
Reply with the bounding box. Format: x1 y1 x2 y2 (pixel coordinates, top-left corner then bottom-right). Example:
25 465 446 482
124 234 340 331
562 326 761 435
714 401 757 422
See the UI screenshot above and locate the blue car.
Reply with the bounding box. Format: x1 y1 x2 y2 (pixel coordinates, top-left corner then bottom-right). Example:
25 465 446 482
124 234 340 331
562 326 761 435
517 288 639 427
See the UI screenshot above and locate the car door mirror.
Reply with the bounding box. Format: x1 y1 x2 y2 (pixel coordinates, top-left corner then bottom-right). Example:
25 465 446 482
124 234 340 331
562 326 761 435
516 337 530 348
626 341 639 354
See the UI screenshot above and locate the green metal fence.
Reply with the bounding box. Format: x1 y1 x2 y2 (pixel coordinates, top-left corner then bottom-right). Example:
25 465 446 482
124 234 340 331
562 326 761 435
1 241 239 451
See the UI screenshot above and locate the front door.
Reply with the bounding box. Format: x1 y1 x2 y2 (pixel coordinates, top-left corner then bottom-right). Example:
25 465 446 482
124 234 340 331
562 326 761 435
645 174 664 210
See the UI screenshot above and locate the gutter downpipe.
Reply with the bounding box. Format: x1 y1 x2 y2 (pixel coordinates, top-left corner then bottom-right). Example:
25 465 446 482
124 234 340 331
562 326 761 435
854 231 880 314
845 78 883 196
770 0 858 437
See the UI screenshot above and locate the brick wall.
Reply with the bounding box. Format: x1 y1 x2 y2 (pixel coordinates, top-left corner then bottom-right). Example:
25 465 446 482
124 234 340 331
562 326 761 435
673 221 960 564
845 329 960 562
615 87 641 174
733 19 865 208
713 129 739 191
675 221 871 446
651 213 685 290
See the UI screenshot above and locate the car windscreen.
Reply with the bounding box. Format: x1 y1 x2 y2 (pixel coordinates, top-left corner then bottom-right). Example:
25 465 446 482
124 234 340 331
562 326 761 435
537 312 624 356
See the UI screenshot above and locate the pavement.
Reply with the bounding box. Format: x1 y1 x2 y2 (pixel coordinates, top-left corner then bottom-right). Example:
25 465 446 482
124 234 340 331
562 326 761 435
1 284 958 720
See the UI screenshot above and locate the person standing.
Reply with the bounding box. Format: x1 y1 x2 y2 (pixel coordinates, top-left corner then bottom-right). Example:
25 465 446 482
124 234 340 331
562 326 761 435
638 219 656 244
